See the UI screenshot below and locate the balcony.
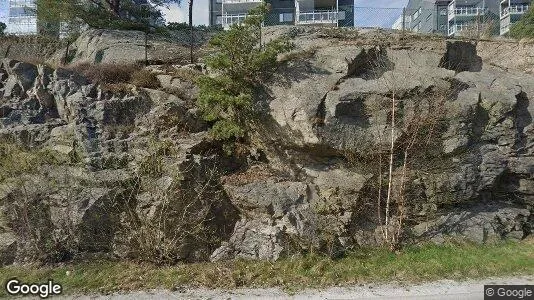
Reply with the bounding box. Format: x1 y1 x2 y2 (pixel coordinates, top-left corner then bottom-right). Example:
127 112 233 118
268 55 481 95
501 5 529 18
448 7 485 21
297 10 338 25
448 23 475 36
500 19 511 34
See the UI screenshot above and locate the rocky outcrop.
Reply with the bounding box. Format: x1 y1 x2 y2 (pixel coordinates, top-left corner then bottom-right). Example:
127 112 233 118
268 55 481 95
0 57 237 264
412 204 531 244
47 29 215 66
211 29 534 260
1 27 533 265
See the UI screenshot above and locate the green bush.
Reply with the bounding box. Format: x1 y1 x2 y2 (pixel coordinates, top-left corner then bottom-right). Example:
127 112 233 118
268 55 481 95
196 4 293 140
510 7 534 39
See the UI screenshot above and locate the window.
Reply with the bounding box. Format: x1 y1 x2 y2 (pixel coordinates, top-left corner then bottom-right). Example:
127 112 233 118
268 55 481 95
338 10 346 20
216 15 222 25
440 8 447 16
279 13 293 22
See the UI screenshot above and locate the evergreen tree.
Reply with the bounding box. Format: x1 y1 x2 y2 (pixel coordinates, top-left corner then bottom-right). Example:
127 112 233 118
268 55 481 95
34 0 178 35
196 4 293 140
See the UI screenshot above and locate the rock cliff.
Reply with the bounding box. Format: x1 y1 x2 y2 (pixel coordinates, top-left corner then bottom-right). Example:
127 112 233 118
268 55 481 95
0 27 532 265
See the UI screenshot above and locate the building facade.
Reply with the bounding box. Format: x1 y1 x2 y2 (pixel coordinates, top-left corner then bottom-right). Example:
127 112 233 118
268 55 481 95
404 0 452 35
209 0 354 28
500 0 531 35
4 0 37 35
447 0 500 36
404 0 531 36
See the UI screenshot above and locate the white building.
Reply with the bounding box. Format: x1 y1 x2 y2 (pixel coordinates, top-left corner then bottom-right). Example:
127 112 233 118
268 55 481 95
392 13 410 30
500 0 531 35
5 0 37 35
210 0 353 29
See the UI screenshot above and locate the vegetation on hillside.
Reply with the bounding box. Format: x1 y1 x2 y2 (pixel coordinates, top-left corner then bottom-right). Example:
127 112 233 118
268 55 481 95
66 63 160 90
34 0 180 35
196 4 293 141
510 7 534 38
1 241 532 296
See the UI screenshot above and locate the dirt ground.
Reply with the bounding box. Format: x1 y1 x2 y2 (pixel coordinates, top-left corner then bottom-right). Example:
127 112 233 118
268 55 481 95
59 276 533 299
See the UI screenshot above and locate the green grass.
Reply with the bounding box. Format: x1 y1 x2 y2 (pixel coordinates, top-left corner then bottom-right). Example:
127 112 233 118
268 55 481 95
1 241 533 296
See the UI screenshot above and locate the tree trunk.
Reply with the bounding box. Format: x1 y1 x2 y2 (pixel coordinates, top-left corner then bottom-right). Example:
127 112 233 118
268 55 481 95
385 92 396 242
107 0 120 16
189 0 194 64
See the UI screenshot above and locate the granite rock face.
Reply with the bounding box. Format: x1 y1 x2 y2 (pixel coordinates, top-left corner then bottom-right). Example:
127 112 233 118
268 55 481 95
1 28 533 265
0 58 237 264
211 34 534 260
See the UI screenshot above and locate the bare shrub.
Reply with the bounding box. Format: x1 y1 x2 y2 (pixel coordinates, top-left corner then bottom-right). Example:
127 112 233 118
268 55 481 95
352 51 449 250
68 63 140 85
169 66 202 82
0 143 77 263
67 63 161 90
116 140 237 264
130 69 161 89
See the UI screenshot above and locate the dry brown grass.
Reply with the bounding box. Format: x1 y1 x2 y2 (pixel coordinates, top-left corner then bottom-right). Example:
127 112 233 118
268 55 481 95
68 63 139 85
130 69 161 89
66 63 162 90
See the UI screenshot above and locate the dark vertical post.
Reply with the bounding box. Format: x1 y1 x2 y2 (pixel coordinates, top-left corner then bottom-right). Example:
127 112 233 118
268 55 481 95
402 7 406 38
4 44 11 59
63 41 70 66
189 0 194 64
145 31 148 66
477 8 480 40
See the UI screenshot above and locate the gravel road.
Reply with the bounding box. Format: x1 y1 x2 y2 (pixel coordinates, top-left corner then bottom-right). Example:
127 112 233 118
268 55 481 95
61 276 533 300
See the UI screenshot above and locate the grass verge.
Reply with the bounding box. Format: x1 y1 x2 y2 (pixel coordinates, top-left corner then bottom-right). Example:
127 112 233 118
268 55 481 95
1 241 533 296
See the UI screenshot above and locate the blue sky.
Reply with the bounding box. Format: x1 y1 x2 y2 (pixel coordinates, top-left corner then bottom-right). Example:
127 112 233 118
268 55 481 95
354 0 408 28
0 0 8 25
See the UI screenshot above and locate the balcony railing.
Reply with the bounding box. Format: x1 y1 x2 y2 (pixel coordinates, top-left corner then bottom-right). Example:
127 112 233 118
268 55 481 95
221 0 262 4
448 6 485 20
448 23 475 36
501 5 530 18
297 10 338 25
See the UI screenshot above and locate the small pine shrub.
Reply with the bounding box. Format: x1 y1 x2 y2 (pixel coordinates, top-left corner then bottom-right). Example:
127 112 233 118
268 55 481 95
196 4 293 140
